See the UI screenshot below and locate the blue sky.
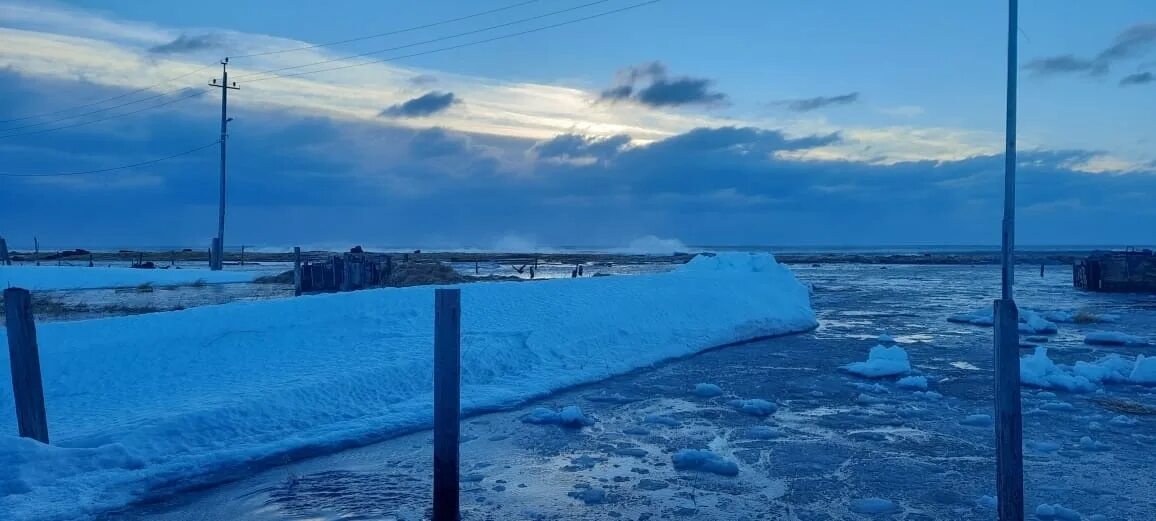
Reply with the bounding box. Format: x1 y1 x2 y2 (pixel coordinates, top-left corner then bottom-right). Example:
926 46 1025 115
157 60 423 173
0 0 1154 249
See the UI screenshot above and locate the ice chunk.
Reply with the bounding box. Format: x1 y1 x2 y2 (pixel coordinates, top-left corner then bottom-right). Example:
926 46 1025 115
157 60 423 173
1109 415 1138 427
896 375 928 390
1020 347 1098 393
844 345 911 378
1035 503 1082 520
961 414 993 427
913 391 943 400
729 399 777 416
948 307 1057 334
644 414 681 427
1131 355 1156 385
1084 331 1150 346
1079 436 1108 451
521 406 594 428
748 426 782 439
568 487 606 505
856 394 886 405
1027 440 1060 453
1042 309 1118 324
849 498 899 514
671 449 739 476
1039 401 1075 411
692 383 723 398
877 333 895 344
852 382 889 393
977 495 997 509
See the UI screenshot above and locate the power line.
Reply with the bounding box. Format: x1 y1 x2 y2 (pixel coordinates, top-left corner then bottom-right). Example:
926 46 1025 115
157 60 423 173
0 141 218 177
234 0 617 81
231 0 540 59
0 89 211 140
0 82 209 133
243 0 658 83
0 64 215 125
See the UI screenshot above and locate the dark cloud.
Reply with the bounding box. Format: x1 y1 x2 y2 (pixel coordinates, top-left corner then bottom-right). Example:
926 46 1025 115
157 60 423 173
1120 71 1154 86
409 127 469 158
783 92 860 112
1024 22 1156 77
635 78 727 107
1022 55 1107 76
380 91 458 118
149 34 226 55
598 61 727 107
409 74 438 87
533 134 630 161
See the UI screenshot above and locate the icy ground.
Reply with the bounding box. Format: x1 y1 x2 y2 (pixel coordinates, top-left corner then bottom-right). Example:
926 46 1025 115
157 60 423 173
0 265 268 290
111 264 1156 521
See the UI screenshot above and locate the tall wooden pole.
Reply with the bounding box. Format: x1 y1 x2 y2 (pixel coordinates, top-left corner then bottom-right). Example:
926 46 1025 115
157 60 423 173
433 289 461 521
994 1 1024 520
4 288 49 443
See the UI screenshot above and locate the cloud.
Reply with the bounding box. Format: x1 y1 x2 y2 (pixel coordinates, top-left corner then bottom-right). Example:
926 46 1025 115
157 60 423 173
532 133 631 161
1024 22 1156 77
379 91 459 118
409 74 438 87
599 61 727 107
148 34 225 55
409 127 469 158
1120 71 1154 86
782 92 860 112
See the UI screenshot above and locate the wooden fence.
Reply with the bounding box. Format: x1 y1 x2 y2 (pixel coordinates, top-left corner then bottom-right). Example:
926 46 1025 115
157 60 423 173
297 253 394 294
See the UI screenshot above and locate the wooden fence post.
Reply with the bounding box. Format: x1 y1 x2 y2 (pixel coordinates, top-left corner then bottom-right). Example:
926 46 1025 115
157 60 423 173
0 236 10 265
433 288 461 521
4 288 50 443
293 247 302 296
994 299 1023 521
33 237 39 266
239 245 246 266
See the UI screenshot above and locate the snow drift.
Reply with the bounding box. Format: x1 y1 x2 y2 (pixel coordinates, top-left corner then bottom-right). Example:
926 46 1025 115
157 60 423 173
0 265 256 290
0 252 815 521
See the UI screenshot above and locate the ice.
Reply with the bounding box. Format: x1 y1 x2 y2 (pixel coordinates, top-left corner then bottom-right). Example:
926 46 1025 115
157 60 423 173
1027 440 1060 453
1041 309 1118 324
856 393 886 405
692 383 724 398
851 382 889 393
848 498 899 514
1079 436 1108 451
1131 355 1156 385
729 399 777 416
977 495 998 509
644 414 682 427
0 252 817 521
1109 415 1139 427
1020 347 1098 392
0 265 258 290
844 345 911 378
747 426 782 439
877 333 895 344
896 375 928 390
1084 331 1150 346
1039 401 1075 411
671 449 739 476
522 406 594 428
947 307 1057 334
1035 503 1082 520
568 487 606 505
913 391 943 400
961 414 993 427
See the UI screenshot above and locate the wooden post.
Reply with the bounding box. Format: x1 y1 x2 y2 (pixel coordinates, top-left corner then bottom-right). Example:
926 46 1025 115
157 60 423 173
4 288 50 444
0 236 10 266
341 254 352 292
293 247 302 296
433 288 461 521
994 299 1023 521
474 261 479 275
239 245 245 266
33 237 39 266
88 253 94 268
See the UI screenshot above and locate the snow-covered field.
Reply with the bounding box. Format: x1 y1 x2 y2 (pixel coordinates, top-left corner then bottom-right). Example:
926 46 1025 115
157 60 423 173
113 263 1156 521
0 253 815 521
0 265 260 290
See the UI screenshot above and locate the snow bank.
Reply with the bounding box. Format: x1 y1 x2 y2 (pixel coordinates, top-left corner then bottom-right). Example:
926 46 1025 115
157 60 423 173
0 266 256 290
0 252 815 520
844 345 911 378
1020 347 1153 392
1084 331 1150 347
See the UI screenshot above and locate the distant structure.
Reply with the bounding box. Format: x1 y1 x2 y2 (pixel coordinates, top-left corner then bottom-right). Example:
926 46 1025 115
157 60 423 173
1073 248 1156 293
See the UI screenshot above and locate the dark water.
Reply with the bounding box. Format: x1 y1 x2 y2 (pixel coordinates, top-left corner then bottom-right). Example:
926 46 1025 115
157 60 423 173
110 264 1156 520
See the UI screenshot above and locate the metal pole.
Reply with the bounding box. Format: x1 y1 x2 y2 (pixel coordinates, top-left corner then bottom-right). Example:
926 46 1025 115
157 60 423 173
994 1 1023 520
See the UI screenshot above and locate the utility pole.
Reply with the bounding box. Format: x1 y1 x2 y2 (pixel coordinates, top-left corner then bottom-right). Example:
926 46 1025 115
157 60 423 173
994 1 1024 520
208 58 238 271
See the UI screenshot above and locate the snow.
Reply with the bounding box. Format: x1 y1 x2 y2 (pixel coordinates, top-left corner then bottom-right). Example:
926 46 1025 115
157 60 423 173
1079 436 1108 451
848 498 899 514
877 333 895 344
671 449 739 476
692 383 724 398
896 375 928 390
844 345 911 378
729 398 777 416
1020 347 1154 392
1109 415 1138 427
521 406 593 428
0 265 257 290
1084 331 1150 346
977 495 998 509
747 426 782 439
1036 503 1082 520
0 252 816 521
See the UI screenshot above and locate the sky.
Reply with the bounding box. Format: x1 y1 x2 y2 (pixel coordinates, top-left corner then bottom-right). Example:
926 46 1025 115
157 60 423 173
0 0 1153 250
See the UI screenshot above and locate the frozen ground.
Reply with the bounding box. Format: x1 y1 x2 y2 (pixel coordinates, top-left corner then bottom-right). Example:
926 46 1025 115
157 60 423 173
0 265 269 290
109 264 1156 521
0 253 814 521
